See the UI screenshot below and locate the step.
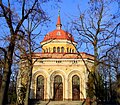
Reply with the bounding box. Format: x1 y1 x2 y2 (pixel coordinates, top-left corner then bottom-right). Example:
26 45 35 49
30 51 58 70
30 100 85 105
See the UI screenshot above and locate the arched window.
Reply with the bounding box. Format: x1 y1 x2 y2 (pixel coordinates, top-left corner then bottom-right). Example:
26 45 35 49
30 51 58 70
57 47 60 53
49 47 50 53
61 47 64 53
46 48 48 53
54 75 62 83
54 75 63 101
70 48 71 53
72 75 80 100
43 49 45 53
72 49 74 53
53 47 56 53
36 75 44 100
67 48 69 53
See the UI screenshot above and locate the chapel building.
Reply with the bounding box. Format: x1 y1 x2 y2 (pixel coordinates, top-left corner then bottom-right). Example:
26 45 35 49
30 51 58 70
18 13 94 102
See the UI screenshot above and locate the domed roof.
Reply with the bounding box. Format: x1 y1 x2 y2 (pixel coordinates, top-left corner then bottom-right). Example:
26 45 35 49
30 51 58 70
42 13 75 42
42 29 74 42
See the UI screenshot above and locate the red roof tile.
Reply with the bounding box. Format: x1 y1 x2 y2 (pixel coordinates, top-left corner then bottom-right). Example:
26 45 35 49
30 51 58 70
41 13 75 43
42 29 74 42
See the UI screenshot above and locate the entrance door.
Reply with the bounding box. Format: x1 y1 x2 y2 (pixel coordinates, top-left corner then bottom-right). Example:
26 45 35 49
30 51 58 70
36 75 44 100
72 75 80 100
54 75 63 101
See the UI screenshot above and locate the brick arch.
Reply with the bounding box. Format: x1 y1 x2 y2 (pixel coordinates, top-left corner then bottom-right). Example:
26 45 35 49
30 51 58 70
32 70 49 99
50 70 66 100
50 70 66 82
68 70 82 79
32 69 49 80
67 70 82 100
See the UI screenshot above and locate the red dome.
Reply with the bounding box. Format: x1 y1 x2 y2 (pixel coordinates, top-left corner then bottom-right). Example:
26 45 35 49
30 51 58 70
42 29 74 42
42 13 75 42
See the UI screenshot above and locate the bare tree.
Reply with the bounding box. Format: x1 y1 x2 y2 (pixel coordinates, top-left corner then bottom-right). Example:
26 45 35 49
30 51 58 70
16 10 49 105
101 43 120 104
73 0 120 104
0 0 49 105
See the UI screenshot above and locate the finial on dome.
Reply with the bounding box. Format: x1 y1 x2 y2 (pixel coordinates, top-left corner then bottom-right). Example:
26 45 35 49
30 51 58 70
58 10 60 16
56 10 62 30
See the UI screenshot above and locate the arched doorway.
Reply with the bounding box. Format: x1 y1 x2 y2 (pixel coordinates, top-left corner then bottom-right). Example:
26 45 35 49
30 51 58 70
53 75 63 101
72 75 80 100
36 75 44 100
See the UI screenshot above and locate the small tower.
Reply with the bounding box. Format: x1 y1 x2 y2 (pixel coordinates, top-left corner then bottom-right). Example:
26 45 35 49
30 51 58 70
56 10 62 30
40 12 77 53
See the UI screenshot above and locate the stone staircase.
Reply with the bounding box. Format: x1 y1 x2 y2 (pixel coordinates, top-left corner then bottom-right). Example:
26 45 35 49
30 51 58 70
30 100 85 105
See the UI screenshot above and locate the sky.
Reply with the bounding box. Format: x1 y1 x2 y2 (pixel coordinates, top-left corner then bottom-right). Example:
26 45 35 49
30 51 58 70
39 0 119 54
0 0 119 54
39 0 90 51
41 0 89 32
0 0 89 50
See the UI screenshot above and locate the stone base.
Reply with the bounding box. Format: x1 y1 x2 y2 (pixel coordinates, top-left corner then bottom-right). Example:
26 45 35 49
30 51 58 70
30 100 85 105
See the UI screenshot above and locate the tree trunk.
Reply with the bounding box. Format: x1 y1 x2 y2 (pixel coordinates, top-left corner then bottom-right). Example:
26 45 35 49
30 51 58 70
24 31 33 105
24 64 33 105
0 62 11 105
0 33 15 105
